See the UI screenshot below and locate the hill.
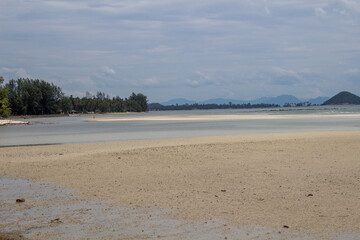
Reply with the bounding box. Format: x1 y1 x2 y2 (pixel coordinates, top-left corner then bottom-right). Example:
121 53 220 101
323 91 360 105
159 94 330 107
199 98 246 105
161 98 196 106
161 95 302 106
250 95 301 105
305 96 329 105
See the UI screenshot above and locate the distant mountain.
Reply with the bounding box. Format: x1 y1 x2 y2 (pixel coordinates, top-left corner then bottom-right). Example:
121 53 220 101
159 94 331 107
199 98 246 105
323 91 360 105
305 96 329 105
250 95 301 106
161 98 196 106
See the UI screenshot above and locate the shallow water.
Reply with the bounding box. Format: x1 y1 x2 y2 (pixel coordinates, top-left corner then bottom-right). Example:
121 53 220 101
1 106 360 146
1 177 359 240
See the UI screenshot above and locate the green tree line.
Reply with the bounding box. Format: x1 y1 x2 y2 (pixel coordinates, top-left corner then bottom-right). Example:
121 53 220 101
0 77 148 117
65 91 148 114
148 102 279 111
0 76 11 118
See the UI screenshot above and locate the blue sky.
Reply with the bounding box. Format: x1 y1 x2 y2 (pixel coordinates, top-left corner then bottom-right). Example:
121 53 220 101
1 0 360 102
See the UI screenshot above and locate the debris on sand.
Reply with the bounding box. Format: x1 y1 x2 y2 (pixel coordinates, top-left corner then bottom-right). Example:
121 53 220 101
0 120 29 126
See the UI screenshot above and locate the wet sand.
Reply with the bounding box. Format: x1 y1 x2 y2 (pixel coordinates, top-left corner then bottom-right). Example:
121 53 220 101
1 131 360 238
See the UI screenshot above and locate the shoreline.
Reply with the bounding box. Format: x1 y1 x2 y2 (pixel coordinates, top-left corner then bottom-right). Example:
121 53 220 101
89 113 360 122
8 111 147 120
1 131 360 236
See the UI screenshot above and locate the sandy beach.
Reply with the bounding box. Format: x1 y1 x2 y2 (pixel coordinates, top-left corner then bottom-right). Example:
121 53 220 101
1 131 360 238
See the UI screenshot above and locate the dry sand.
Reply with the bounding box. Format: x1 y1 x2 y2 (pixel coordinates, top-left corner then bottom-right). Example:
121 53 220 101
1 131 360 237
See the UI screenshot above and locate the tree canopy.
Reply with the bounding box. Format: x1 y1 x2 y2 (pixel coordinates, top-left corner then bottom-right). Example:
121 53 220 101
4 78 148 116
0 76 11 118
6 78 63 115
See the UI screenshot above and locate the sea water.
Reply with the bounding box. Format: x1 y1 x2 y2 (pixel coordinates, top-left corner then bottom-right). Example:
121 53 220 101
1 106 360 146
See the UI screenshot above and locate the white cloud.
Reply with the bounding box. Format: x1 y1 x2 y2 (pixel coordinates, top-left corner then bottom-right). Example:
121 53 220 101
340 0 360 13
345 68 360 74
1 0 359 101
0 67 31 79
186 79 200 87
195 71 210 80
146 45 174 53
144 77 159 85
62 76 96 91
101 66 115 75
264 7 271 15
269 67 301 86
272 67 299 78
44 1 88 11
282 46 312 52
78 50 116 56
314 7 327 17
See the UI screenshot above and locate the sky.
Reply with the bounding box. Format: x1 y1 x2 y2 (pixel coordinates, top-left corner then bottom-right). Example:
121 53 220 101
1 0 360 102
